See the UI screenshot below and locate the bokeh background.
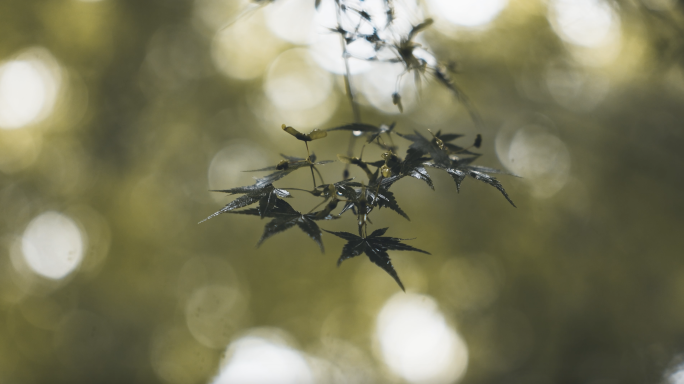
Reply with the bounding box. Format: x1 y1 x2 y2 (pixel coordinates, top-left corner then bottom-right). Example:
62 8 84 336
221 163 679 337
1 0 683 383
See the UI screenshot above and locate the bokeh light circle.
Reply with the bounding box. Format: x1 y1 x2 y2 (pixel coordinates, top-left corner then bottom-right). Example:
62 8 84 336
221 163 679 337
0 48 62 130
376 293 469 383
208 140 269 202
211 14 285 80
427 0 508 28
357 62 418 114
264 0 317 45
264 48 333 111
496 124 571 198
21 211 84 280
213 334 314 384
185 285 246 349
548 0 620 48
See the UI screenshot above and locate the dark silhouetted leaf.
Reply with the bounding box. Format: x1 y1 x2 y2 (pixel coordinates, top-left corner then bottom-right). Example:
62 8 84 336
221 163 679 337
427 159 518 207
200 184 290 223
396 129 478 166
379 147 434 190
231 198 337 253
324 228 430 291
368 186 409 220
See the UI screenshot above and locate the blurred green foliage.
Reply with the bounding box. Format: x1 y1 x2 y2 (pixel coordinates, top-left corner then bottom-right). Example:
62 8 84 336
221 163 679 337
1 0 684 383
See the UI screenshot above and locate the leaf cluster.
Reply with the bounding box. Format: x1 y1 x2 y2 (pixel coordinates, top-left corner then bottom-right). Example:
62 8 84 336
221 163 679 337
201 120 517 290
201 0 520 290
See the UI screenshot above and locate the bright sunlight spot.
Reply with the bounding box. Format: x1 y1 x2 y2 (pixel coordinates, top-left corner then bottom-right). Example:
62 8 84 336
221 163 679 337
211 13 285 80
427 0 508 28
357 62 418 114
0 49 61 130
212 334 314 384
548 0 620 48
376 293 469 384
496 123 571 198
264 48 333 111
21 211 84 280
208 140 268 202
185 285 246 349
669 363 684 384
264 0 317 45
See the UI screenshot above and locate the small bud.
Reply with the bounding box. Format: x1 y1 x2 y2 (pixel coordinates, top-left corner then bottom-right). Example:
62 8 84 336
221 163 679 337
381 165 391 178
392 93 403 113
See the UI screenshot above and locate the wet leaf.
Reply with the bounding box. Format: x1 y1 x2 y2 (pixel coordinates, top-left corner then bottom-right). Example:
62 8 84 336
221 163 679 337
324 228 430 291
379 147 434 190
427 159 518 207
231 198 337 253
369 186 409 220
200 184 290 223
396 129 478 166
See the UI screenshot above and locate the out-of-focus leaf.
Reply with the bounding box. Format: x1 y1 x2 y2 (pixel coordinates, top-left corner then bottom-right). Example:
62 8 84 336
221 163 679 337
433 66 483 128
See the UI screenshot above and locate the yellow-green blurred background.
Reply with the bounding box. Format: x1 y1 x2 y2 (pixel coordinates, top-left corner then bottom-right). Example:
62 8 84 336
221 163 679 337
1 0 684 383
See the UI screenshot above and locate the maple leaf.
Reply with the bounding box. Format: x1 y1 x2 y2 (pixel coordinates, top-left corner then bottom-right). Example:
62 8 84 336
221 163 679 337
231 198 337 253
433 66 483 128
323 228 430 291
427 156 518 207
298 178 362 216
396 129 479 166
338 184 409 221
199 184 290 223
200 153 333 223
368 185 409 220
313 178 362 202
378 147 434 190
